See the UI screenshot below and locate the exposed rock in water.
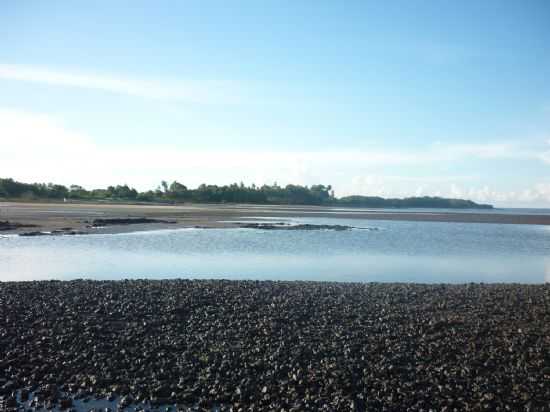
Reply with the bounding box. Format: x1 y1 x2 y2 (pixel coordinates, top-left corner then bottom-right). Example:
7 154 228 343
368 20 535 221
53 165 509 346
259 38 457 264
90 217 176 227
18 231 50 237
0 220 37 231
0 280 549 411
237 222 357 231
19 228 87 237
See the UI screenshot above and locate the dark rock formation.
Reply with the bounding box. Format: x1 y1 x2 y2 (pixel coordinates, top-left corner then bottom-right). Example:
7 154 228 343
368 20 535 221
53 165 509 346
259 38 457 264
90 218 176 227
237 222 356 231
19 228 87 237
18 231 49 237
0 220 37 231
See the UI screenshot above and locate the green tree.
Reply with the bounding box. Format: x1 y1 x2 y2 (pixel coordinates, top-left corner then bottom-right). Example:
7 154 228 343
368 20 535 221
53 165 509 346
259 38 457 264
168 181 188 200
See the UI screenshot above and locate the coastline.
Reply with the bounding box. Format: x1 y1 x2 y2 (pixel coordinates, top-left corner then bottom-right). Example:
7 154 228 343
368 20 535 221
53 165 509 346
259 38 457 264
2 201 550 236
1 279 549 411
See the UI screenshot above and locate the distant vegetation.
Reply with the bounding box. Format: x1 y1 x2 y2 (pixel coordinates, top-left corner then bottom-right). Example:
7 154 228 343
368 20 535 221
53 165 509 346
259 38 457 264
337 195 492 209
0 177 493 209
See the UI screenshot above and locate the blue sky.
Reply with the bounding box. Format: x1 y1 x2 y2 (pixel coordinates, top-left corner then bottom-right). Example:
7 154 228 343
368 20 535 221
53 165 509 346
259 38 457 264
1 1 549 206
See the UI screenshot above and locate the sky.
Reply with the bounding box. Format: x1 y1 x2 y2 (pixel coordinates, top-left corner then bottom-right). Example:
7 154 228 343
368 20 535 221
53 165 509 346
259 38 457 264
1 1 549 207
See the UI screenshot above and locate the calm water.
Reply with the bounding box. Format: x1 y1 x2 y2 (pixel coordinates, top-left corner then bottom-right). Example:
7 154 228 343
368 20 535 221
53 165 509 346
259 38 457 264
1 217 549 283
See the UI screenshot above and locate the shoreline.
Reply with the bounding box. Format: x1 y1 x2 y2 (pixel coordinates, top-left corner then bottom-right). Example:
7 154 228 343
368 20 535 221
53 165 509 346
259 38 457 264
1 201 550 236
1 279 549 411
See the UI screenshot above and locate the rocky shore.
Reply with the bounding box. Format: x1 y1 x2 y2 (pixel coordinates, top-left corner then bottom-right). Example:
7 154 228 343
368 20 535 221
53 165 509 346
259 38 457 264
0 220 36 231
233 223 361 231
88 218 177 227
1 280 549 411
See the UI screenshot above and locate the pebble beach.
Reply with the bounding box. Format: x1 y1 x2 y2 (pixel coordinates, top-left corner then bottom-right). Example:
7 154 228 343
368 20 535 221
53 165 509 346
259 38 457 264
1 280 549 411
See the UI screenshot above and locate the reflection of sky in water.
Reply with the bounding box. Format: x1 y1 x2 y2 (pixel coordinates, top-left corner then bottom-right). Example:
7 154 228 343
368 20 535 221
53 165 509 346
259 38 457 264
1 217 549 283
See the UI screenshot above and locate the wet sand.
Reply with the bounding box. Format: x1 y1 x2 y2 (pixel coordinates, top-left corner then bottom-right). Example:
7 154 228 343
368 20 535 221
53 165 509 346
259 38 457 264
1 201 550 235
1 280 549 411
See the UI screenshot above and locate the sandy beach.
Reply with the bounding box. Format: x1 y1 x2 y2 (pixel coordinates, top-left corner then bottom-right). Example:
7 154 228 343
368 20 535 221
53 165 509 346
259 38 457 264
1 201 550 235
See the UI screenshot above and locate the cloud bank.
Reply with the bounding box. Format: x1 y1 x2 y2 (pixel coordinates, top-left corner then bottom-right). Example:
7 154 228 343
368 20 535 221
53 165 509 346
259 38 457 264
1 108 549 206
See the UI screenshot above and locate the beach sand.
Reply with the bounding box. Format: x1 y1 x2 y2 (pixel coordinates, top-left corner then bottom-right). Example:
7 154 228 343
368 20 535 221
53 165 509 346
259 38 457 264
1 201 550 235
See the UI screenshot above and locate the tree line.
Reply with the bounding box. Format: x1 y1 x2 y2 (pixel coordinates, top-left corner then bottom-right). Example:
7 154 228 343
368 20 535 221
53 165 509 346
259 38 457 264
0 178 334 205
0 177 492 209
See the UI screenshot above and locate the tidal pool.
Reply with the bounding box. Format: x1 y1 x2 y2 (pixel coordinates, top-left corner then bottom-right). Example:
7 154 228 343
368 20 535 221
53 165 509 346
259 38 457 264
1 217 549 283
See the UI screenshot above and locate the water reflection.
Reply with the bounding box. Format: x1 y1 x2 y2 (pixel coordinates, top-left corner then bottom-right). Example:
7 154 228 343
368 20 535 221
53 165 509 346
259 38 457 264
1 218 549 283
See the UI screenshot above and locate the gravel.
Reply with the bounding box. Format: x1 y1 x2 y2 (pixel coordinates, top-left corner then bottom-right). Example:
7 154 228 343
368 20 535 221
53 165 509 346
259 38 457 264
1 279 549 411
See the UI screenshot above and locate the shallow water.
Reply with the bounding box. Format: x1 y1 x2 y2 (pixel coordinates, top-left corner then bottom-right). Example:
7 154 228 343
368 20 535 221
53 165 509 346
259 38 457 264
1 217 549 283
15 393 208 412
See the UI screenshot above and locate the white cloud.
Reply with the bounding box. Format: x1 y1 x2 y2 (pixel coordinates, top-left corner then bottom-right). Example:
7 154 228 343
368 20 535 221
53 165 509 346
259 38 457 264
342 171 550 205
0 64 241 104
444 184 550 205
1 108 550 206
344 175 475 199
